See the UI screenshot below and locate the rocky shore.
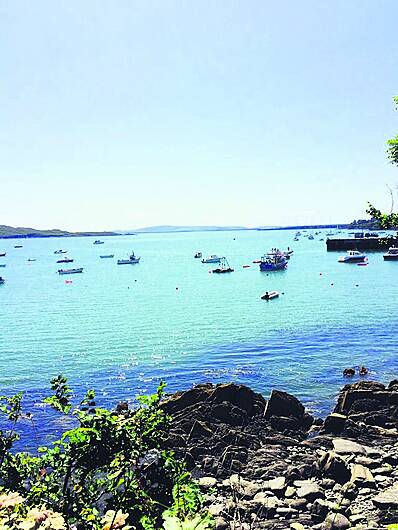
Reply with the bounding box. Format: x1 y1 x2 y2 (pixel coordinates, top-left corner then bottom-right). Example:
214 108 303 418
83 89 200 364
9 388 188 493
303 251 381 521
161 380 398 529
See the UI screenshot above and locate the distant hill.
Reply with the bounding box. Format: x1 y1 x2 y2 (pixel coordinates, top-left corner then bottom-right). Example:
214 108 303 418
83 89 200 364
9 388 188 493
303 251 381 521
130 225 248 233
0 225 120 239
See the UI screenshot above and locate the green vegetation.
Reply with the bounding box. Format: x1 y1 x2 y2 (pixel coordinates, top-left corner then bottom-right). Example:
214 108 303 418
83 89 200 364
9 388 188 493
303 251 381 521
366 96 398 229
0 225 119 238
0 376 213 530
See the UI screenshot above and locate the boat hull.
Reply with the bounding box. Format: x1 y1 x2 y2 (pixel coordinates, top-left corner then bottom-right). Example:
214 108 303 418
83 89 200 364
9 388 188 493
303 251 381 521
383 255 398 260
58 268 83 275
117 259 140 264
259 262 287 271
100 255 114 258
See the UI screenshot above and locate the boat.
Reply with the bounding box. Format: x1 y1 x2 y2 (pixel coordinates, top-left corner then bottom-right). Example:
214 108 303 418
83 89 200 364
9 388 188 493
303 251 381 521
338 250 367 263
383 247 398 260
100 254 114 259
27 258 36 262
58 268 83 275
14 245 23 248
0 277 5 285
259 253 288 271
261 290 279 300
117 252 140 265
194 252 202 258
54 250 67 254
93 240 104 245
57 258 74 263
0 252 6 257
212 257 234 274
0 264 5 268
308 234 314 240
201 255 221 264
293 237 299 241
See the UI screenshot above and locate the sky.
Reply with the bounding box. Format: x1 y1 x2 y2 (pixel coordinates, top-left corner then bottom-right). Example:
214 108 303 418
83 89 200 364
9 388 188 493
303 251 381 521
1 1 398 231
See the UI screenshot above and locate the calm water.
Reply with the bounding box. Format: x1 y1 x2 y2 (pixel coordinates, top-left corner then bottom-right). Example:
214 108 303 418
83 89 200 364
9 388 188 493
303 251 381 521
1 229 398 442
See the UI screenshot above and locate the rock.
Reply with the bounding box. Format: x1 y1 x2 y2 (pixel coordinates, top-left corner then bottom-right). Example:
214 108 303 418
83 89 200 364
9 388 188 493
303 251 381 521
312 498 334 518
189 420 213 439
287 498 308 510
208 503 225 516
265 389 305 420
343 368 355 377
290 524 306 530
323 512 350 529
350 464 375 487
285 486 296 498
296 482 325 502
324 413 347 434
198 476 217 489
214 517 228 530
332 438 367 455
265 476 286 495
318 451 351 484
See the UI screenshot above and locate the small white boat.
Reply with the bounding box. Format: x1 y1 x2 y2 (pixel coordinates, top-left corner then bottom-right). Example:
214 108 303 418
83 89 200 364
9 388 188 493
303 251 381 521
0 252 6 257
93 240 104 245
194 252 202 258
100 254 114 259
58 268 84 275
201 255 221 263
261 290 279 300
117 252 140 265
338 250 367 263
383 247 398 260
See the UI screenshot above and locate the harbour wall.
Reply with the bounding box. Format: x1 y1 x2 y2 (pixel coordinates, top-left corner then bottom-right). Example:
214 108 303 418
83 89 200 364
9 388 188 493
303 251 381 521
326 237 398 251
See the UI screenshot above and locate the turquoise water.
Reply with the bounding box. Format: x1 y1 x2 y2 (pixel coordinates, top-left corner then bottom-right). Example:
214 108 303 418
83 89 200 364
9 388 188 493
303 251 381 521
1 230 398 425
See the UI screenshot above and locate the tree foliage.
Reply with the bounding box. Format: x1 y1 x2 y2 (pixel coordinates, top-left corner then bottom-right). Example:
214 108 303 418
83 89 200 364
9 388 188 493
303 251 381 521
366 96 398 228
0 377 212 530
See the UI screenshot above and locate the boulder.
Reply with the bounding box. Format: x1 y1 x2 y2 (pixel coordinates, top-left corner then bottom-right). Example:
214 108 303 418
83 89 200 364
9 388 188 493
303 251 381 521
372 486 398 509
332 438 367 455
350 464 375 487
265 390 305 420
265 476 286 496
198 476 217 489
318 451 350 484
324 413 347 434
323 512 350 529
296 482 325 502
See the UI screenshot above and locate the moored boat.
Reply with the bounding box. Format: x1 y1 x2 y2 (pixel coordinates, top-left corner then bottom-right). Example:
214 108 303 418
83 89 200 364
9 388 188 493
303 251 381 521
117 252 140 265
14 245 23 248
194 252 202 258
212 257 234 274
338 250 367 263
259 252 288 271
54 250 67 254
201 255 221 263
383 247 398 260
0 252 6 257
0 277 5 285
93 240 104 245
261 290 279 300
58 268 83 275
57 258 74 263
0 264 6 268
27 258 36 262
100 254 114 259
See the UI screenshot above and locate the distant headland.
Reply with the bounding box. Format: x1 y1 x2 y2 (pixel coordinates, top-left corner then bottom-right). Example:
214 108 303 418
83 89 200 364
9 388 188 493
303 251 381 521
0 218 380 239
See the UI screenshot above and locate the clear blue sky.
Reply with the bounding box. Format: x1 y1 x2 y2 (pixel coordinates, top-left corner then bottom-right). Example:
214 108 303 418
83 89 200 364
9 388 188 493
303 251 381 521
1 0 397 230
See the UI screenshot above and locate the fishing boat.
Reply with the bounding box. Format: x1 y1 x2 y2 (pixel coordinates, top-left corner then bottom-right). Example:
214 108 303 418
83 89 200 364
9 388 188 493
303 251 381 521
14 245 23 248
194 252 202 258
100 254 114 259
0 252 6 257
57 258 74 263
383 247 398 260
0 277 5 285
54 250 67 254
58 268 83 275
201 255 221 264
259 253 288 271
117 252 140 265
338 250 367 263
261 290 279 300
93 240 104 245
212 257 234 274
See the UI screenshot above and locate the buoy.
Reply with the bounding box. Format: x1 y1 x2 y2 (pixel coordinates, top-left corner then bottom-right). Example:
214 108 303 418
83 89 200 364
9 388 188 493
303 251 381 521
320 272 322 276
331 283 334 286
176 287 179 290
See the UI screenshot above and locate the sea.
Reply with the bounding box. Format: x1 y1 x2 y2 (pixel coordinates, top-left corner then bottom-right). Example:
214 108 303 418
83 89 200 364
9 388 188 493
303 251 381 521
1 229 398 448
